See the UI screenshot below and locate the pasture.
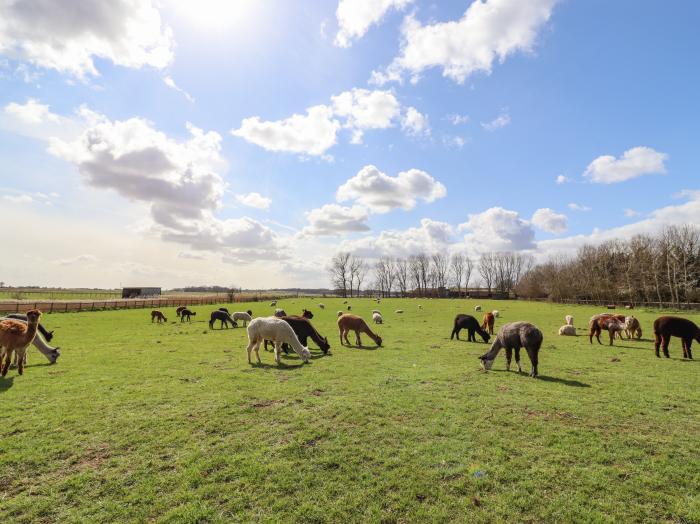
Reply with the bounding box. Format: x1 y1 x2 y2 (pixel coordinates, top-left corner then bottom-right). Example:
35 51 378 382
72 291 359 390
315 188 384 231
1 299 699 523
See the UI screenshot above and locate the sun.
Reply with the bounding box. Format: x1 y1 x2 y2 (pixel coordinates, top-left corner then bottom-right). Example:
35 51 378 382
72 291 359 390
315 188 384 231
166 0 261 33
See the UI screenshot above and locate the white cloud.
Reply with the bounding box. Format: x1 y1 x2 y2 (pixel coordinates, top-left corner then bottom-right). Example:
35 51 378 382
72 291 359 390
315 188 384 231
302 204 370 236
371 0 557 84
401 106 430 136
231 105 340 157
0 0 174 78
340 218 453 258
4 99 59 124
53 254 98 266
458 207 535 251
481 109 511 131
556 175 570 184
583 146 668 184
235 192 271 210
3 194 33 204
163 75 194 103
447 113 470 125
336 164 446 213
331 88 401 143
624 208 640 218
48 111 284 260
531 207 568 234
443 135 467 149
334 0 413 48
568 202 591 212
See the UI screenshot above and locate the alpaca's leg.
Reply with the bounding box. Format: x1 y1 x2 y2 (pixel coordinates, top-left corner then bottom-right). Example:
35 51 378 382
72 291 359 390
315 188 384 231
505 347 512 371
686 340 693 359
608 329 614 346
246 338 256 364
514 347 522 373
525 347 538 377
654 334 661 357
343 329 351 346
661 336 670 358
339 328 344 346
355 330 362 347
16 347 27 375
1 349 13 377
274 341 282 365
253 339 262 364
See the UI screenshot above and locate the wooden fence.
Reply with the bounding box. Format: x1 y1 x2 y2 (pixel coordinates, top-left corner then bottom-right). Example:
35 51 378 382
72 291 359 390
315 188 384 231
529 297 700 311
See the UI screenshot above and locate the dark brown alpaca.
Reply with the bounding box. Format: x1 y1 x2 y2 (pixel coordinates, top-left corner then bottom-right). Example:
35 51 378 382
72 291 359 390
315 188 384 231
653 316 700 359
180 309 196 322
481 312 495 335
151 310 167 323
176 306 186 317
0 309 41 376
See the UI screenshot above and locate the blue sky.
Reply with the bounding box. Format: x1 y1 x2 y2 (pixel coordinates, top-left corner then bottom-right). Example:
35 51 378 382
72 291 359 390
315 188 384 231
0 0 698 289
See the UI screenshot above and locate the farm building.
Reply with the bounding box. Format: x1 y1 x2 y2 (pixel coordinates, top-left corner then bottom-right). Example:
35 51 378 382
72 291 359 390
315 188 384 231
121 287 161 299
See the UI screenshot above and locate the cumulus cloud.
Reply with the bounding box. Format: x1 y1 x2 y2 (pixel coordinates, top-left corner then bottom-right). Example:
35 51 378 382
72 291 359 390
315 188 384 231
331 88 401 144
335 0 413 47
481 109 511 131
336 165 446 213
458 207 535 251
401 106 430 136
340 218 453 258
0 0 174 77
302 204 370 236
583 146 668 184
555 175 570 184
443 135 467 149
568 202 591 212
48 111 284 260
371 0 557 85
531 207 568 234
5 99 59 124
235 192 271 210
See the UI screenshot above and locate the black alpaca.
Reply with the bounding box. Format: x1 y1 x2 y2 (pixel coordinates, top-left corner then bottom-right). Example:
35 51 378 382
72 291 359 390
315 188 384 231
265 316 330 354
180 309 196 322
6 313 55 342
450 314 491 343
209 310 237 329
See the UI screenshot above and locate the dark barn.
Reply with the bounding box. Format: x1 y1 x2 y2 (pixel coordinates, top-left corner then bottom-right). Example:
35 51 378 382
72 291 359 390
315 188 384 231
121 287 162 299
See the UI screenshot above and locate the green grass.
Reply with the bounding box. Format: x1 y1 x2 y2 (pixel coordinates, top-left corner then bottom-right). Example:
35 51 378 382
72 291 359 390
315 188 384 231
1 299 698 523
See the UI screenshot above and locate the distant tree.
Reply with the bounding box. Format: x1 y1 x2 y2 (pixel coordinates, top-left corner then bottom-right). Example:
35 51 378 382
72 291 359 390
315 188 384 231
328 252 351 297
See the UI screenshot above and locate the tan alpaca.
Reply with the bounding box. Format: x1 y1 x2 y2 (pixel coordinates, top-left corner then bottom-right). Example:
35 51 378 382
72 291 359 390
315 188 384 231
337 314 382 347
0 309 41 376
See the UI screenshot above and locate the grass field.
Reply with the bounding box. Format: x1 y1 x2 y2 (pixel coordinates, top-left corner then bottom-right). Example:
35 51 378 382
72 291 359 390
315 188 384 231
1 298 698 523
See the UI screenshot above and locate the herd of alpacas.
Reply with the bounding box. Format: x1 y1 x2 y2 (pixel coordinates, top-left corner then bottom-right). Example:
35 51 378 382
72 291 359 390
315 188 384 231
1 301 699 379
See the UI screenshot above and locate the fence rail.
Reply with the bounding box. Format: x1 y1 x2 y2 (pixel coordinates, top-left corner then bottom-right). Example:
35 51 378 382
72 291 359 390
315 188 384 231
528 297 700 311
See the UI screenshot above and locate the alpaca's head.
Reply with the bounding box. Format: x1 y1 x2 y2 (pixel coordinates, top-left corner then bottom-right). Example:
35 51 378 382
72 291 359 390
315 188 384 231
480 331 491 344
302 309 313 319
374 335 382 347
479 355 495 370
319 337 330 354
46 330 55 342
247 310 252 316
26 309 41 323
300 346 311 363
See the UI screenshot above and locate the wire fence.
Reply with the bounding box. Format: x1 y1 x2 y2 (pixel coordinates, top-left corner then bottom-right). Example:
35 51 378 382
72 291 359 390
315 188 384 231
528 297 700 311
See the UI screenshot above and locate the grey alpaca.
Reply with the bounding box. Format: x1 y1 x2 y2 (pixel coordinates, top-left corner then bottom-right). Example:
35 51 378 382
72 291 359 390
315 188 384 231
479 322 543 377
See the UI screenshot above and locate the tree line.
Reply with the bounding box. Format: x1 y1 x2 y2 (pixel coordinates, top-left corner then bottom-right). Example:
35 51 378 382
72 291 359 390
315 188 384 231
517 225 700 304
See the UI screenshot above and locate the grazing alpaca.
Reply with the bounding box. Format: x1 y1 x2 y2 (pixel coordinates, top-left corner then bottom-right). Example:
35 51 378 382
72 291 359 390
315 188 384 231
0 316 60 365
653 316 700 359
479 322 543 377
180 309 196 322
558 324 576 336
624 316 642 339
318 303 325 309
451 314 490 343
418 305 423 309
246 317 310 365
302 309 313 319
176 306 186 318
492 310 500 318
343 300 348 304
275 316 330 354
347 305 352 311
565 315 574 326
5 313 54 342
337 314 382 347
481 312 495 335
232 310 253 327
0 309 41 376
209 310 237 329
588 314 624 345
218 307 230 314
337 311 344 317
270 301 277 307
372 309 381 315
474 305 482 312
274 309 287 318
151 310 167 323
372 312 383 324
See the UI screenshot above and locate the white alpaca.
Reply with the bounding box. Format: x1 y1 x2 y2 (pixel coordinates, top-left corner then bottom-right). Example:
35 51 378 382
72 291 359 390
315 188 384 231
318 303 325 309
232 312 252 326
372 309 381 315
492 310 499 318
565 315 574 326
418 305 423 309
474 305 482 311
395 309 404 314
372 312 383 324
270 300 277 307
245 317 310 366
558 325 576 336
274 308 286 317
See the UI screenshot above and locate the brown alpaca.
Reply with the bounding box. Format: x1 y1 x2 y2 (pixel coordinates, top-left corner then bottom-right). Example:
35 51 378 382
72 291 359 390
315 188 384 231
180 309 196 322
337 314 382 347
176 306 186 317
0 309 41 376
481 312 495 335
653 316 700 359
151 310 167 323
588 314 625 345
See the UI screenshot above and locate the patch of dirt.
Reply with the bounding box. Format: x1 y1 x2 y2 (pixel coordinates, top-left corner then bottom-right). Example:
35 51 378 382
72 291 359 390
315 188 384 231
415 493 427 502
179 377 201 383
310 389 324 396
610 357 621 362
304 437 321 448
251 399 284 409
497 385 510 392
75 444 110 471
472 496 482 507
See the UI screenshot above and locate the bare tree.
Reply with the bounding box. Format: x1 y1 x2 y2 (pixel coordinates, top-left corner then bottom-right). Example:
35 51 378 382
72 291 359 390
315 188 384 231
351 256 369 297
431 253 449 295
328 252 351 297
479 253 497 293
450 253 466 298
395 258 409 297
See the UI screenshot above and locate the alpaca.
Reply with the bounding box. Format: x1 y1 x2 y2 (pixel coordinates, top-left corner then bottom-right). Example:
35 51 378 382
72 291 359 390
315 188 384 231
372 309 381 315
209 310 237 329
337 311 344 317
274 309 287 318
653 316 700 359
474 305 482 312
624 316 642 340
337 314 382 347
347 305 352 311
418 305 423 310
218 307 230 314
479 322 543 377
565 315 574 326
270 301 277 307
269 316 330 354
151 310 167 323
246 317 310 365
1 315 60 365
302 309 313 319
343 300 348 304
5 313 55 342
176 306 186 318
451 314 490 343
492 310 500 318
558 324 576 336
588 314 625 345
232 310 253 327
481 312 495 335
180 309 196 322
372 312 383 324
0 309 41 376
318 303 325 309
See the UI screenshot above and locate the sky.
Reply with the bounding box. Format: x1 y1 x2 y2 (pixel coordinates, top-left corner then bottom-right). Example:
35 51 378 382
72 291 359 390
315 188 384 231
0 0 698 289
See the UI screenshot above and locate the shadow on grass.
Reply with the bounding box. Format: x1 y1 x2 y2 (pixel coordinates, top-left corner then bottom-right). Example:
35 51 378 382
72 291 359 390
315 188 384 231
340 343 381 350
249 361 306 370
0 376 15 392
537 375 591 387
